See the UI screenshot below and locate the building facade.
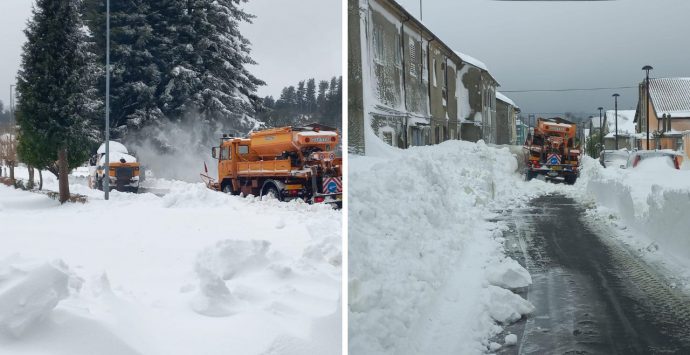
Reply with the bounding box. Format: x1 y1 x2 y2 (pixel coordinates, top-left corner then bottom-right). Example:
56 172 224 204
603 110 636 150
348 0 501 154
495 92 519 145
635 77 690 157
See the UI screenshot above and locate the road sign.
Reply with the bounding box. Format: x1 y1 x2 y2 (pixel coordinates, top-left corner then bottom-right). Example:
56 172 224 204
547 153 561 165
322 177 342 194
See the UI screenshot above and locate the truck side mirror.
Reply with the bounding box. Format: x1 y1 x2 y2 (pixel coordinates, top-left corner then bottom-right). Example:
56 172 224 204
211 147 218 159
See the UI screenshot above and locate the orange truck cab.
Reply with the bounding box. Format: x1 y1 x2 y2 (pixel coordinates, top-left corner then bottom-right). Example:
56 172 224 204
524 117 580 184
203 125 343 206
89 141 142 193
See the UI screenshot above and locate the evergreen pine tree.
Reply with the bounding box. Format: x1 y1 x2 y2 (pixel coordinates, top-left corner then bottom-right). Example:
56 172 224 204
16 0 101 203
154 0 264 131
83 0 163 138
305 78 316 113
284 86 297 107
317 80 329 114
296 80 306 114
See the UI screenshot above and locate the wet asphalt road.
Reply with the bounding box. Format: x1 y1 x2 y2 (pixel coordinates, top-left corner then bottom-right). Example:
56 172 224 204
498 194 690 355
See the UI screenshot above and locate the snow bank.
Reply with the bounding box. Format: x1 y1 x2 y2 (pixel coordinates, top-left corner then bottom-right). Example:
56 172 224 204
0 177 341 354
486 258 532 290
504 333 518 346
192 240 270 317
578 155 690 267
349 140 537 354
486 285 534 324
0 256 79 337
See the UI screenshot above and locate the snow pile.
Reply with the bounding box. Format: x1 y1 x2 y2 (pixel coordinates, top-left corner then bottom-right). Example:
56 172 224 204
97 141 129 154
0 256 79 337
486 258 532 290
0 178 340 354
349 140 537 354
192 240 270 317
98 152 137 165
486 286 535 324
578 155 690 267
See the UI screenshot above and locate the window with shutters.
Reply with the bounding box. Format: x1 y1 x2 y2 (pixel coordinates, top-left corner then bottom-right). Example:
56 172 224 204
373 24 384 64
409 39 417 78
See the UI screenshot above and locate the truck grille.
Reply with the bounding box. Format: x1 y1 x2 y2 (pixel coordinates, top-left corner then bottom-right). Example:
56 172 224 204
116 167 133 180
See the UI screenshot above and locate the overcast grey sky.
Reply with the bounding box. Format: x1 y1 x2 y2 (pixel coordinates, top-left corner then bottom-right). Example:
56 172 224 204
0 1 32 111
397 0 690 117
0 0 341 110
240 0 342 98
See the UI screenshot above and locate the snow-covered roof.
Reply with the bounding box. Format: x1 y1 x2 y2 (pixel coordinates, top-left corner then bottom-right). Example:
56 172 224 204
649 77 690 118
97 141 128 154
496 91 517 108
98 152 137 165
589 116 604 129
454 51 488 72
605 110 636 135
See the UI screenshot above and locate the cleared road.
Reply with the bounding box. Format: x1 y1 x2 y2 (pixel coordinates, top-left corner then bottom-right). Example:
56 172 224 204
499 194 690 354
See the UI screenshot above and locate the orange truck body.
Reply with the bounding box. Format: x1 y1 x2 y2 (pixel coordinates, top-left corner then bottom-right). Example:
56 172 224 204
89 142 142 192
202 125 342 205
523 117 580 184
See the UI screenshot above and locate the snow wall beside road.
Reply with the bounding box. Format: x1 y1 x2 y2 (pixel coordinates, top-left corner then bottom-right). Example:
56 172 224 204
350 140 540 354
580 156 690 266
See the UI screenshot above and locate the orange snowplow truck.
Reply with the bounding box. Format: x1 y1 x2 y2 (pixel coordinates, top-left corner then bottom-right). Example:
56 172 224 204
523 117 580 184
202 125 342 206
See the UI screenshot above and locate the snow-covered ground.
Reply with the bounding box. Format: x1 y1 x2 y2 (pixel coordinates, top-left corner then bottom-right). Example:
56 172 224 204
348 140 564 354
576 155 690 292
349 136 690 354
0 168 341 355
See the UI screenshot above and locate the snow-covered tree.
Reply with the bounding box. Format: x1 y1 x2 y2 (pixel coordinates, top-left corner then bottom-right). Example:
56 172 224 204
16 0 101 203
305 78 316 113
296 80 306 113
255 76 342 129
317 80 329 110
153 0 264 129
83 0 164 138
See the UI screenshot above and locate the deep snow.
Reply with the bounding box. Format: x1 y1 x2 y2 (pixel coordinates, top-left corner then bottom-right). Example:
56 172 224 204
0 171 341 355
348 135 690 354
348 140 564 354
576 155 690 292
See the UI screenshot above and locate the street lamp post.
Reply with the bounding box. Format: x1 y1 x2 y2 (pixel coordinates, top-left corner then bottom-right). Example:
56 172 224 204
9 85 15 130
598 107 603 154
613 93 619 150
104 0 111 200
642 65 653 150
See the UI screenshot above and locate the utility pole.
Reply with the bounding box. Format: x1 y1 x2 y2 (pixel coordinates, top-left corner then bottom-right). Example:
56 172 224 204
642 65 653 150
104 0 110 199
8 84 16 183
597 107 603 155
613 93 619 150
9 84 15 129
419 0 422 20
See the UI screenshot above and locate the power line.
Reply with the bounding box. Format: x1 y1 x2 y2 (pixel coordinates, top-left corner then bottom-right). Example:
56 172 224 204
501 85 637 93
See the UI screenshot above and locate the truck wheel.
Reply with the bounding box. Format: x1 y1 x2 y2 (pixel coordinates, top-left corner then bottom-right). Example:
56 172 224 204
261 184 282 202
565 175 577 185
222 184 233 194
